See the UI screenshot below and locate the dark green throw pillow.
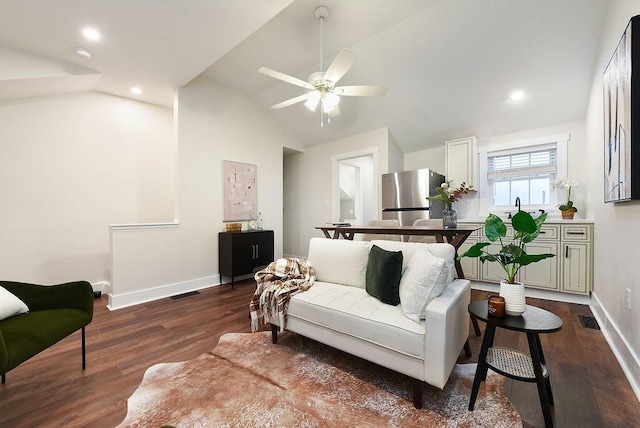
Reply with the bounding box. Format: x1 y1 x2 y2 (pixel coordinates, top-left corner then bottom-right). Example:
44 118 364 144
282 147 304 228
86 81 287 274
365 245 403 305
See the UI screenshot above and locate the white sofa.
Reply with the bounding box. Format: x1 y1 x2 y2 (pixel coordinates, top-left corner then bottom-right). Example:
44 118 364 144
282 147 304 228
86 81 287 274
270 237 471 408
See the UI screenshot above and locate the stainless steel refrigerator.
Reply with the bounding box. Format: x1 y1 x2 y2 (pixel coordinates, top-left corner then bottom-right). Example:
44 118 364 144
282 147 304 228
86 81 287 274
381 168 446 226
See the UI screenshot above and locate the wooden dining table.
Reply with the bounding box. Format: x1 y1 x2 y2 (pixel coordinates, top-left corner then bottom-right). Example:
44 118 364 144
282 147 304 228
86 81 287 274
315 224 481 280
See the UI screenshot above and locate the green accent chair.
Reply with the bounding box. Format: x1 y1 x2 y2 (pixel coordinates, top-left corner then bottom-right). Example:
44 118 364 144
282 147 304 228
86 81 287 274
0 280 94 383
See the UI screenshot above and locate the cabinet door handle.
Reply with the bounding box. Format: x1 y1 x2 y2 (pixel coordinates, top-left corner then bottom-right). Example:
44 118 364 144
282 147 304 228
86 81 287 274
565 246 569 258
567 231 585 235
252 244 256 259
255 245 259 259
539 231 546 234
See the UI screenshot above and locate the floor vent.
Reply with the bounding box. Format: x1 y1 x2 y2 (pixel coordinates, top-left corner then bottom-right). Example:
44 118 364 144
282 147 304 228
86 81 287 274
170 291 201 300
579 315 600 330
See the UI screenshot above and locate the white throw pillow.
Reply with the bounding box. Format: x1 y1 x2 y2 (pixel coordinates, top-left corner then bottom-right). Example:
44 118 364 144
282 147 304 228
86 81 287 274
425 243 456 283
308 237 370 288
399 248 447 323
0 286 29 321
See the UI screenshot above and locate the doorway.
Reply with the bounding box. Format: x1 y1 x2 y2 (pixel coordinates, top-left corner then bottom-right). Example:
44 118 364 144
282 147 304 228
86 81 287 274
331 148 378 226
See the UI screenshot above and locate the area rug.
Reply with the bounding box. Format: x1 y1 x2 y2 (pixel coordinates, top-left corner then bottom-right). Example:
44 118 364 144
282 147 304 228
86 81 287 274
118 332 522 427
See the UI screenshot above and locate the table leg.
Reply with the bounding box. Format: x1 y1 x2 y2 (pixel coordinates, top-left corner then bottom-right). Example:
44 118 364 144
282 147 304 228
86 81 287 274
444 232 472 283
534 333 554 405
472 317 482 336
527 332 554 427
321 229 331 238
453 261 466 281
463 339 472 357
469 322 496 410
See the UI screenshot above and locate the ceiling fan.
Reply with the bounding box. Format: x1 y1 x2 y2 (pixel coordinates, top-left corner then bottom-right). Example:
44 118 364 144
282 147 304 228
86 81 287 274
258 5 388 126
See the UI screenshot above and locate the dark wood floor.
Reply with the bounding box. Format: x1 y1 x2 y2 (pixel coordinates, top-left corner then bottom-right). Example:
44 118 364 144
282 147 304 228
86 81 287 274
0 282 638 427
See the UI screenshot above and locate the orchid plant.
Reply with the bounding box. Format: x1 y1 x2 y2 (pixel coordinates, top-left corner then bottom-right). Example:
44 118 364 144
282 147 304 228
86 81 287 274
552 177 579 212
427 180 473 205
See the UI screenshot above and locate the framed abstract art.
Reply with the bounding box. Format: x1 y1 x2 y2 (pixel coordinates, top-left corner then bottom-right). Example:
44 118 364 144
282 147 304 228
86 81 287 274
222 160 257 221
603 14 640 202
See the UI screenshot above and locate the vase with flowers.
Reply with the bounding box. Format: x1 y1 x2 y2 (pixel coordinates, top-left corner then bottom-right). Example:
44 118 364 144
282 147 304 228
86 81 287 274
427 180 473 228
552 177 579 219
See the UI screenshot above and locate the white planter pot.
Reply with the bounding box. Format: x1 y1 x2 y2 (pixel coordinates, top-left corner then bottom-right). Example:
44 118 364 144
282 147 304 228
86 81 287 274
499 280 526 316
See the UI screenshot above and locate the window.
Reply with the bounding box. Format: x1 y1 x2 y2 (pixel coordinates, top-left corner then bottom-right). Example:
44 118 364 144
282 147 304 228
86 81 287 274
478 134 569 215
488 146 557 207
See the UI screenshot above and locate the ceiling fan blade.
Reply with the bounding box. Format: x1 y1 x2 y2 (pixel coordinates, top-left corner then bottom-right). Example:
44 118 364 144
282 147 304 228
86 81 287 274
271 94 309 109
323 49 358 85
258 67 313 89
334 85 388 97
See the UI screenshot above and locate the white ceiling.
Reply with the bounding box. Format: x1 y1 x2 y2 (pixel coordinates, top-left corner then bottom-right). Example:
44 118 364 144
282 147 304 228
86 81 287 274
0 0 608 153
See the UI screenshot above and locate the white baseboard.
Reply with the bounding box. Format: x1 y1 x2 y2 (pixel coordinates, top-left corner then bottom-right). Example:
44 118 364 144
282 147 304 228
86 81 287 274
590 292 640 403
90 281 110 293
106 275 221 310
470 280 591 305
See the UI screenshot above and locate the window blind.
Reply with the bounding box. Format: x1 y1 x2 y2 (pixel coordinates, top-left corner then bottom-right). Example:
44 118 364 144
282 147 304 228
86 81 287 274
488 147 557 180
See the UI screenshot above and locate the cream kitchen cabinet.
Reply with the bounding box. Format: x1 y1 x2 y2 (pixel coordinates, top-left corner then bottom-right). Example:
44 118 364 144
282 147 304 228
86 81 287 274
456 226 480 281
560 224 593 294
519 240 560 290
462 221 592 296
445 136 477 187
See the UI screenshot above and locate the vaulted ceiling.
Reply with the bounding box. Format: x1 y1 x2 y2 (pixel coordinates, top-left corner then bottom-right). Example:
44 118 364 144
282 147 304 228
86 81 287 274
0 0 608 153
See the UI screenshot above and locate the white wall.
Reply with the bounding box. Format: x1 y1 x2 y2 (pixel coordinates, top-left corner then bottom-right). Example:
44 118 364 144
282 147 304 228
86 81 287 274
404 120 588 220
477 120 590 218
584 0 640 399
109 76 299 308
404 145 446 173
387 129 404 173
360 156 375 226
283 127 393 257
0 91 173 285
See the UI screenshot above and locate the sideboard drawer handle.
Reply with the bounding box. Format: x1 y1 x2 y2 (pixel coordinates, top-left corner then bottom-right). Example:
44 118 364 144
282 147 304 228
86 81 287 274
567 231 585 235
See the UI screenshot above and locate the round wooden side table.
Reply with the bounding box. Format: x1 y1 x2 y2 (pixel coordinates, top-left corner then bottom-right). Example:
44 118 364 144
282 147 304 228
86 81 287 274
468 300 563 428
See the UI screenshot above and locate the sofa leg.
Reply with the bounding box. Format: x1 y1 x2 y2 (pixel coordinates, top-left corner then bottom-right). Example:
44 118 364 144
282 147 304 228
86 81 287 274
270 324 278 344
464 338 472 358
413 379 424 409
82 327 86 370
2 373 5 384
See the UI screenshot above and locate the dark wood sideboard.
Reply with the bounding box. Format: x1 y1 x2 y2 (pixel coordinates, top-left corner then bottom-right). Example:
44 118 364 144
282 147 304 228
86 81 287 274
219 230 274 287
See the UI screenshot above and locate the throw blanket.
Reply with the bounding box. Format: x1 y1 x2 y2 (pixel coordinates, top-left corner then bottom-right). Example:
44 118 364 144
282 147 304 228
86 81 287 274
250 257 315 333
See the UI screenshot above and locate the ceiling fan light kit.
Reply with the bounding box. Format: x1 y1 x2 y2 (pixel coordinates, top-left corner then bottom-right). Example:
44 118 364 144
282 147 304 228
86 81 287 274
258 5 387 127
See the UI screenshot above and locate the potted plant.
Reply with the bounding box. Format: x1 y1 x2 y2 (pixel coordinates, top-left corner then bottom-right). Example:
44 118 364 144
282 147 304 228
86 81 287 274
458 211 555 315
552 177 578 219
427 180 473 228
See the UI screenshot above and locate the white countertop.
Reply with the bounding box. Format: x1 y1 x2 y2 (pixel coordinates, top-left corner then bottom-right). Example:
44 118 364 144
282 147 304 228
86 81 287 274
457 217 594 224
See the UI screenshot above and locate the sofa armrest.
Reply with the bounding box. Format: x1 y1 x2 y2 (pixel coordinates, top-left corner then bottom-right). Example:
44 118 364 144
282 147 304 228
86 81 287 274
0 281 94 321
423 279 470 389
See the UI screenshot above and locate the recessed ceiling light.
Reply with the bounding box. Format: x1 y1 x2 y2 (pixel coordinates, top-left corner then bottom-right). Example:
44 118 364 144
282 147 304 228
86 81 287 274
82 27 101 42
75 47 92 59
131 87 142 95
510 90 524 101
